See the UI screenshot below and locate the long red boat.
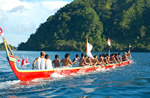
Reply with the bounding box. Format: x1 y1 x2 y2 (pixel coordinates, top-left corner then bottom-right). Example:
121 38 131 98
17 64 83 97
2 37 131 81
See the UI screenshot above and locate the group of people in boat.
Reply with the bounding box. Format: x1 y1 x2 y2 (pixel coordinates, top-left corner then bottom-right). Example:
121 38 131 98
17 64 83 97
78 51 131 67
33 51 76 70
32 51 131 70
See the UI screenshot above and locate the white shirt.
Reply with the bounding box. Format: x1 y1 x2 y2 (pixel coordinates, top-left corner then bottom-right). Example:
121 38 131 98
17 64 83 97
45 59 53 70
37 57 45 70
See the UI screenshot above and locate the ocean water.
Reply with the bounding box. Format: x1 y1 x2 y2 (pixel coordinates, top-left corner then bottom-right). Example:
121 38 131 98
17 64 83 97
0 51 150 98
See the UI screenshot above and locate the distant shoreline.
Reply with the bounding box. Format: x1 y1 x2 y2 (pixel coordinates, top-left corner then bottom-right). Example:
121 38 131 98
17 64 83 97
0 50 149 52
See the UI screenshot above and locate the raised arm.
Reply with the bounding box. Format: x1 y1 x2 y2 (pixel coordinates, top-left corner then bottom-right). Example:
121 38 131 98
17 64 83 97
33 57 38 70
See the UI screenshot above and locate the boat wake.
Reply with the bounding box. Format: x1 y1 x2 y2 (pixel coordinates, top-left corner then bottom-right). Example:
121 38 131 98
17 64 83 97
0 80 20 90
50 73 65 78
49 65 114 80
0 61 133 91
130 59 135 64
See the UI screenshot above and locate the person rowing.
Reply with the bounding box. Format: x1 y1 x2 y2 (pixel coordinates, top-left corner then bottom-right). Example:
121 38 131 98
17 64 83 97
91 55 101 70
103 54 109 65
33 51 46 70
105 53 110 64
118 53 122 62
45 54 53 70
91 55 101 66
79 53 89 66
84 55 87 60
61 53 76 67
72 54 80 62
52 54 61 68
114 53 122 66
98 55 104 64
109 54 117 64
122 52 128 61
114 53 120 62
86 57 92 66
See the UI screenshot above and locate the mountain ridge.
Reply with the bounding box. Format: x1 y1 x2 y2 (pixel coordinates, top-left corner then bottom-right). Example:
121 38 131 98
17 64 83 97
18 0 150 52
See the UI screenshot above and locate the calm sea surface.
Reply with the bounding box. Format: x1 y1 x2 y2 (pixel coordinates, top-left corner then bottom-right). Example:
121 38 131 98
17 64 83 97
0 51 150 98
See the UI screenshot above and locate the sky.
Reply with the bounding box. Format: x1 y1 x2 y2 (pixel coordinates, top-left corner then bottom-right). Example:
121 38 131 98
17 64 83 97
0 0 73 47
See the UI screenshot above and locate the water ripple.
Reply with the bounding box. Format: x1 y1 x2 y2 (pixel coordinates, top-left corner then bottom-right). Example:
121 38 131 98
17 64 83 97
0 51 150 97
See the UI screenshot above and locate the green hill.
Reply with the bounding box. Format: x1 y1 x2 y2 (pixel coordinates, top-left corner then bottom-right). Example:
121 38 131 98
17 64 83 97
0 43 16 50
18 0 150 52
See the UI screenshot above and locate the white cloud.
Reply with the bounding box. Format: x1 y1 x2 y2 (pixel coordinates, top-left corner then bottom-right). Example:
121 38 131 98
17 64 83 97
8 5 29 13
0 0 71 46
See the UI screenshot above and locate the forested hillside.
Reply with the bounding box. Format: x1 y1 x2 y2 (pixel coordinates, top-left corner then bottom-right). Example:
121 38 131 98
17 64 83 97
0 43 16 50
18 0 150 52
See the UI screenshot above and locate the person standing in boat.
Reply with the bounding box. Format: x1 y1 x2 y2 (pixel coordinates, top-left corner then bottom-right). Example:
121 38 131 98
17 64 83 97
61 53 76 67
33 51 46 70
52 54 61 68
45 54 53 70
79 53 89 66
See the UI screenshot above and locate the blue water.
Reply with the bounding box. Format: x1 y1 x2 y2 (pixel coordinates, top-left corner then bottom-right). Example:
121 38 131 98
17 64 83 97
0 51 150 97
